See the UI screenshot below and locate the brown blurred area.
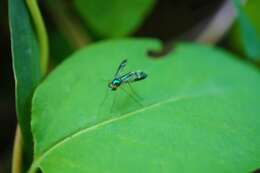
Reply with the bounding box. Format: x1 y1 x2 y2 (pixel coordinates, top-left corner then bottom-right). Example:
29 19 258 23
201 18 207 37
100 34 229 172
136 0 225 41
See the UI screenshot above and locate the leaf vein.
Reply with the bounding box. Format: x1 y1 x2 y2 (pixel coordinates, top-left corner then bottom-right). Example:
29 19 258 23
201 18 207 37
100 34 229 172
30 88 223 172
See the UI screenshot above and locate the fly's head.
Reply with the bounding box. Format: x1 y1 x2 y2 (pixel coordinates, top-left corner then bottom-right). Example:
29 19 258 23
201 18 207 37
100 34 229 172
108 78 121 91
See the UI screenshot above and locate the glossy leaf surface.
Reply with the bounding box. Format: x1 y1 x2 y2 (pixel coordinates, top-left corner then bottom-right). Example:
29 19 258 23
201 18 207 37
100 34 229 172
30 39 260 173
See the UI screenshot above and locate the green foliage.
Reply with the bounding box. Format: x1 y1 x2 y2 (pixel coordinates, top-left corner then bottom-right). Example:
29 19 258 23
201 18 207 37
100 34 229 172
9 0 42 162
231 0 260 60
29 39 260 173
74 0 155 38
49 31 73 65
242 0 260 32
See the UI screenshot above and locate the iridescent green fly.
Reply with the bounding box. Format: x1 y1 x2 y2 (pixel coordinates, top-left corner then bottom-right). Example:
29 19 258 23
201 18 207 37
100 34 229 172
108 59 147 90
99 59 147 112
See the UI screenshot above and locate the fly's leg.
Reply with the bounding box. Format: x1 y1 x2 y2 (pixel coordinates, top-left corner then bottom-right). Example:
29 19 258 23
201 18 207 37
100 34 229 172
120 85 143 107
127 82 142 100
99 87 109 108
97 77 111 115
110 90 118 113
97 86 109 116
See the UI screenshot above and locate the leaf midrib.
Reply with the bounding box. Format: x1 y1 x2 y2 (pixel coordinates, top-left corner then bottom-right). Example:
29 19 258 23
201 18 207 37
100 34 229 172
30 87 226 172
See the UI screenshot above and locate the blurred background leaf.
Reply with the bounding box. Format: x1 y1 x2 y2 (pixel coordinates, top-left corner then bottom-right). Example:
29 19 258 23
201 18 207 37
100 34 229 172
73 0 156 38
229 0 260 61
48 30 73 65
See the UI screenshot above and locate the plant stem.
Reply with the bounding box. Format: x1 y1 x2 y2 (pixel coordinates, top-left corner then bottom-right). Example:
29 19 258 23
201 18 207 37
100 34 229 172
26 0 49 75
12 126 22 173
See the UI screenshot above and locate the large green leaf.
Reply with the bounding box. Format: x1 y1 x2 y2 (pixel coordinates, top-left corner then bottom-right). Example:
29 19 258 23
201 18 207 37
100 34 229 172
74 0 155 38
9 0 42 161
30 39 260 173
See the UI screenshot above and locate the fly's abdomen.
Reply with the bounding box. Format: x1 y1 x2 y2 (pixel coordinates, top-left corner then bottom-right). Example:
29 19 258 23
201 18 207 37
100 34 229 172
134 71 147 81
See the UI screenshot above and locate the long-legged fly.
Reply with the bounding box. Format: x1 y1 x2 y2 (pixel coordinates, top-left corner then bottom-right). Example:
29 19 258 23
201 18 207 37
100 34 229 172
108 59 147 90
99 59 147 112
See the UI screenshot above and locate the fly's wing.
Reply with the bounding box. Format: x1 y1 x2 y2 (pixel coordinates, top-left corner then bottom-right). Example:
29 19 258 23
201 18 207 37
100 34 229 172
114 59 127 78
121 71 147 83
